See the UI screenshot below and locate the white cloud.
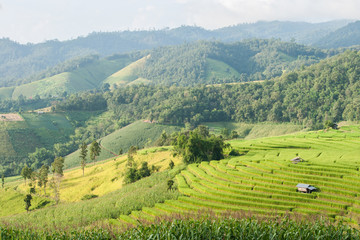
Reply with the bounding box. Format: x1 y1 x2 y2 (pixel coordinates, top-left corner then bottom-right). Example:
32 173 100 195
0 0 359 43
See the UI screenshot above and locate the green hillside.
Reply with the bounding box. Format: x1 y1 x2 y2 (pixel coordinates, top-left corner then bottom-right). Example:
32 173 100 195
315 21 360 48
64 121 181 169
104 55 150 88
9 56 132 99
0 111 103 176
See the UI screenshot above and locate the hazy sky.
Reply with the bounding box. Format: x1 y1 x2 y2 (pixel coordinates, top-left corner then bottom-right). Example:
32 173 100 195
0 0 359 43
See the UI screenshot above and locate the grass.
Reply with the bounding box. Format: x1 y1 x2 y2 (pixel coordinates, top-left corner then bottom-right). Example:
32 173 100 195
0 187 53 217
9 57 131 99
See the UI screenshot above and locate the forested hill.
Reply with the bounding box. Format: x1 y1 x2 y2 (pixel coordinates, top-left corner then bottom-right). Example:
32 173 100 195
58 50 360 128
0 39 330 99
0 20 351 88
315 21 360 49
134 40 328 86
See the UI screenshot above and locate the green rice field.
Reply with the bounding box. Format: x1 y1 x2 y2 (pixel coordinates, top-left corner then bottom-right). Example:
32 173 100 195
118 125 360 226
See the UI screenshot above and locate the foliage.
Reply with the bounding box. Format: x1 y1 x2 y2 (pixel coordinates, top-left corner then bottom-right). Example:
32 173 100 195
52 157 64 176
1 216 359 239
89 140 101 165
124 161 152 184
24 194 32 212
20 166 32 184
38 165 49 195
80 194 98 201
27 148 54 170
172 126 229 164
79 142 88 176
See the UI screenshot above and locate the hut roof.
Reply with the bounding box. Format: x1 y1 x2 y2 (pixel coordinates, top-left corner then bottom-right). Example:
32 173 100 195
296 183 316 191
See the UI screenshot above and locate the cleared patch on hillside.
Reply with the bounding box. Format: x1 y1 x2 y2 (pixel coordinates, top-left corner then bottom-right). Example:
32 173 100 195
204 58 241 81
10 57 131 99
104 55 150 88
0 113 24 122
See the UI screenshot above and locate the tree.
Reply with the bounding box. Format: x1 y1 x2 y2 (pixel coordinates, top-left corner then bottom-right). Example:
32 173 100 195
38 165 49 195
24 194 32 212
89 140 101 165
51 157 64 205
21 166 32 185
169 160 175 169
119 148 123 155
138 162 151 178
52 157 64 177
172 126 229 164
1 173 4 188
79 142 88 176
167 179 174 191
28 148 54 170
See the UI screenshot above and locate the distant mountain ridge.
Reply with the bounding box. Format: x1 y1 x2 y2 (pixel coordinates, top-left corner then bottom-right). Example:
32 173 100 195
0 20 353 88
315 21 360 48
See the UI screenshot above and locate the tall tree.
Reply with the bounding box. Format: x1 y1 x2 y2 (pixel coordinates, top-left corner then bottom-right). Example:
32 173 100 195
89 140 101 165
21 166 32 185
79 142 88 176
51 157 64 205
38 165 49 195
52 157 64 177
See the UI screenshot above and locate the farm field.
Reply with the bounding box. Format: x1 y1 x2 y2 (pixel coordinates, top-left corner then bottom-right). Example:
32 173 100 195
205 121 304 139
118 125 360 226
64 120 181 169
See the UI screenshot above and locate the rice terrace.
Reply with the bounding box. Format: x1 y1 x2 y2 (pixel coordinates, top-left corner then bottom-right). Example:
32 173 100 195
1 5 360 238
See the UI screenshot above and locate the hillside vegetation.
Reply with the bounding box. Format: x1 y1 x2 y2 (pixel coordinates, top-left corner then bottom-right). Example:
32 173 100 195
0 111 103 176
8 56 132 99
64 121 181 169
315 21 360 49
0 39 330 99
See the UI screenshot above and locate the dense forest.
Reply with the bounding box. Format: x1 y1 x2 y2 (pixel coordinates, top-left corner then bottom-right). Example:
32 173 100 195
58 50 360 130
136 40 330 86
0 20 354 88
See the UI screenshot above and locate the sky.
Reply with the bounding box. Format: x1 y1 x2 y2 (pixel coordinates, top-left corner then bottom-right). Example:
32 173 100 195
0 0 359 44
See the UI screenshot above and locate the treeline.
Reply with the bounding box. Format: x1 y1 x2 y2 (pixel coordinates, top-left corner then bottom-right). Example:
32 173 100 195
56 50 360 128
0 95 50 113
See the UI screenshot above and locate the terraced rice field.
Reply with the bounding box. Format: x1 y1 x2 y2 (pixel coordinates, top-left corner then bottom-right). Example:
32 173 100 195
118 126 360 226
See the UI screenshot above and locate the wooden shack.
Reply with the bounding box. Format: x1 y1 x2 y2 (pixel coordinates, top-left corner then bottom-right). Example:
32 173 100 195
291 157 304 164
296 183 317 193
